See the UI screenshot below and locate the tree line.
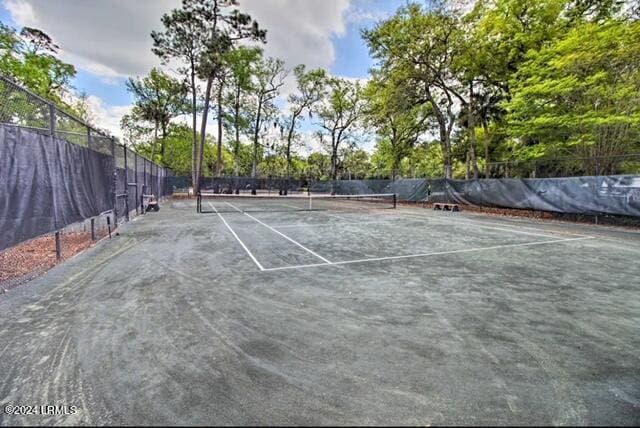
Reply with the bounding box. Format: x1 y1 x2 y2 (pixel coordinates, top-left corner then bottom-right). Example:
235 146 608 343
1 0 639 187
125 0 640 186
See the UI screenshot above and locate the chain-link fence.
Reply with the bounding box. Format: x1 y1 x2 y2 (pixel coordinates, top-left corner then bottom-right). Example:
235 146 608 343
484 154 640 179
0 74 172 286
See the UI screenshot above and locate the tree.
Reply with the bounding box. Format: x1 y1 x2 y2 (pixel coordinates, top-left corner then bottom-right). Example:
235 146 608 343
282 65 326 186
152 3 208 192
316 78 364 187
0 23 76 106
124 68 189 163
307 151 331 181
363 4 467 178
342 148 370 179
504 20 640 174
194 0 266 179
223 46 262 176
120 112 154 149
363 73 431 180
249 56 286 178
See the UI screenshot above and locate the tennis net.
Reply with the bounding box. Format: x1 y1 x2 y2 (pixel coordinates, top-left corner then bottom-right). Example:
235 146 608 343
196 192 396 213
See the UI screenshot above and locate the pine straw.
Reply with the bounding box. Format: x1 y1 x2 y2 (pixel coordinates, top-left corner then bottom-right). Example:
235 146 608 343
0 232 103 290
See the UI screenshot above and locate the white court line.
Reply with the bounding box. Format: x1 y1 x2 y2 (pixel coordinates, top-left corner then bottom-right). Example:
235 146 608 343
225 202 333 265
209 203 265 271
395 211 592 239
465 219 593 238
261 236 594 272
274 220 396 229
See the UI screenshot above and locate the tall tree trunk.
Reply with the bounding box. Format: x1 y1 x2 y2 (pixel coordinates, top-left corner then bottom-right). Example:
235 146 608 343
482 120 490 178
427 89 453 180
151 120 159 161
160 121 168 163
465 148 470 180
251 97 263 178
216 80 224 177
468 82 479 179
330 137 338 195
286 121 295 180
199 76 214 188
439 126 453 179
234 83 241 177
190 69 198 194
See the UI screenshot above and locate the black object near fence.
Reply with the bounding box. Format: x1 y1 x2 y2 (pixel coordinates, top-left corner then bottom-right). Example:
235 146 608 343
0 75 172 252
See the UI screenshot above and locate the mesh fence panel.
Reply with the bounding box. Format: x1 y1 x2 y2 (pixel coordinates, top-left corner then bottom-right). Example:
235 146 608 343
0 75 173 251
126 149 138 215
486 154 640 178
55 110 89 147
0 75 51 134
89 134 113 156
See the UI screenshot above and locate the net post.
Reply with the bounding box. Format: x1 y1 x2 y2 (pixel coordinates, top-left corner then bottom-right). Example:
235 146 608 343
393 193 397 209
91 218 96 241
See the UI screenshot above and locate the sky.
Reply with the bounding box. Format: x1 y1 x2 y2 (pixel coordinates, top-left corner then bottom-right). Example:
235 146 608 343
0 0 407 151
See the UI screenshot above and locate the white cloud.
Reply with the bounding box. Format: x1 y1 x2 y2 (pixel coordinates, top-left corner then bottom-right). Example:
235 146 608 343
4 0 175 79
83 95 132 140
4 0 35 24
243 0 350 71
4 0 385 142
5 0 353 81
345 7 390 24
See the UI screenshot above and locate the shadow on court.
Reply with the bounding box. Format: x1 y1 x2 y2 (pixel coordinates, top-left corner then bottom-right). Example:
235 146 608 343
1 198 639 425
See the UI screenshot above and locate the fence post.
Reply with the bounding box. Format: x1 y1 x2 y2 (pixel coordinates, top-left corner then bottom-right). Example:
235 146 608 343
49 104 56 137
134 153 139 215
142 159 147 215
124 146 130 221
54 231 61 261
111 137 118 226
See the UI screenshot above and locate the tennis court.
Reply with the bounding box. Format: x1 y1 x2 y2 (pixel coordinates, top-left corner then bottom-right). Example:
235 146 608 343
1 196 639 425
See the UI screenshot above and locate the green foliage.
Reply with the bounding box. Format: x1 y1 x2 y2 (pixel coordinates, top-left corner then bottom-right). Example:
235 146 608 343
342 149 371 179
316 77 364 179
307 152 332 181
283 64 326 174
362 3 467 178
125 68 189 134
0 22 76 107
133 123 220 176
121 68 190 164
505 20 640 162
363 72 431 179
370 140 444 178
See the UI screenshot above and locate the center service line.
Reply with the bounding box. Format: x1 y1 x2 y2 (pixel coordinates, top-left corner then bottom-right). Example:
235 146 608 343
224 202 333 265
210 203 265 271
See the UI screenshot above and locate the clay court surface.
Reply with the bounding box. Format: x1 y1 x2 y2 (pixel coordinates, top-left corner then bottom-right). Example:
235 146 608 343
1 198 639 425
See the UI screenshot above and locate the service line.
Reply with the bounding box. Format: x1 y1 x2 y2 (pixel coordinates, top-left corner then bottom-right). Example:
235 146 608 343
224 202 332 265
261 236 594 272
